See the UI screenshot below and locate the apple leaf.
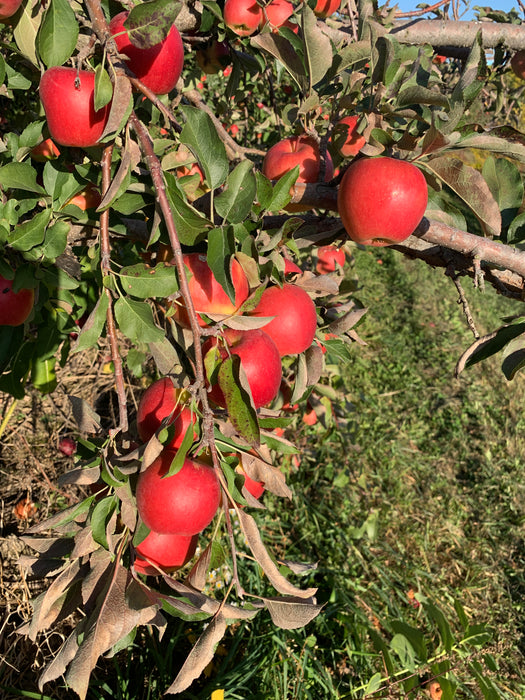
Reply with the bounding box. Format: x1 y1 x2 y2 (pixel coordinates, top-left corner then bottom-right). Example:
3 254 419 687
13 0 42 67
215 160 257 224
251 33 307 92
0 162 45 194
124 0 181 49
165 614 227 695
218 356 260 446
482 156 524 232
72 293 109 354
99 74 132 142
8 209 52 251
31 356 57 394
37 0 78 68
179 105 229 190
262 595 324 630
90 496 117 550
237 510 318 599
119 262 179 299
164 171 212 245
114 297 166 344
501 334 525 380
301 5 333 89
455 322 525 376
148 337 183 376
94 65 114 112
422 156 501 237
207 226 236 304
98 134 141 211
240 451 292 499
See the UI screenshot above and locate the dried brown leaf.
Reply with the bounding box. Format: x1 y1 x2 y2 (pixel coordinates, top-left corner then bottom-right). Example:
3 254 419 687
327 307 368 336
262 595 323 630
98 135 141 210
305 344 324 386
67 395 101 434
237 510 317 599
100 74 133 140
241 453 292 499
58 465 101 486
21 536 74 558
70 526 99 560
186 542 213 591
164 579 260 620
165 614 228 695
39 624 86 691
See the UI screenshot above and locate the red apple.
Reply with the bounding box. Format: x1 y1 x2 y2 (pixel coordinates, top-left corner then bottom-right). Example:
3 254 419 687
316 245 345 273
224 0 263 36
0 275 34 326
284 258 301 275
237 464 265 499
511 50 525 79
110 11 184 95
64 184 101 211
262 134 334 184
251 283 317 356
337 156 428 246
196 39 231 75
137 377 196 450
0 0 23 21
175 252 250 327
203 328 282 409
39 67 111 148
313 0 341 18
134 530 198 576
30 138 60 162
332 115 366 157
259 0 294 31
136 452 221 535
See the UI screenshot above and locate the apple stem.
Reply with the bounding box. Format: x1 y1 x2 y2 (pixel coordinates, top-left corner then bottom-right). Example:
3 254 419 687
100 143 129 435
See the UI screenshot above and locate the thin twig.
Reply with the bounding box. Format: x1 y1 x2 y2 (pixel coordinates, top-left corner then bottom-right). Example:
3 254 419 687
446 265 480 339
395 0 449 18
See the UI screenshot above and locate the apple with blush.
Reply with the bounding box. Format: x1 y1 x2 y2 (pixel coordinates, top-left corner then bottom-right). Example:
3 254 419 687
136 451 221 535
0 0 23 21
337 156 428 246
133 530 198 576
332 115 366 157
0 274 35 326
30 138 60 162
316 245 345 274
64 184 101 211
259 0 294 31
136 377 197 449
39 67 111 148
224 0 263 36
203 328 282 409
313 0 341 18
251 283 318 356
110 11 184 95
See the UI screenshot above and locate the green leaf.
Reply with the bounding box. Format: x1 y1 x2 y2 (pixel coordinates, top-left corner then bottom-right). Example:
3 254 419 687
451 30 484 107
206 227 236 304
0 326 24 374
301 5 333 89
423 600 455 652
457 322 525 373
501 333 525 380
397 85 449 108
391 621 427 661
0 162 45 193
28 219 69 262
13 0 42 67
94 65 114 112
125 0 181 49
266 167 300 213
119 262 179 299
37 0 79 67
215 161 257 224
179 105 229 190
31 356 57 394
114 297 165 344
164 172 212 246
91 496 116 550
390 633 416 671
218 356 260 446
251 33 307 92
73 294 110 354
8 209 52 251
165 425 195 477
482 156 523 231
423 156 501 237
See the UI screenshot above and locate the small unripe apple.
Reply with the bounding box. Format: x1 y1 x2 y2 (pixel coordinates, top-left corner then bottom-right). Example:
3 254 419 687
313 0 341 17
316 245 345 273
174 252 249 327
30 138 60 162
136 452 221 535
203 328 282 409
110 11 184 95
224 0 263 36
337 156 428 246
39 67 111 148
251 283 317 356
332 116 366 157
134 530 198 576
511 50 525 79
0 275 34 326
136 377 196 450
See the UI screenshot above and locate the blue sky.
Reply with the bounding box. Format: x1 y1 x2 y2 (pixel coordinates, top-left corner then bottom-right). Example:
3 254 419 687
393 1 520 18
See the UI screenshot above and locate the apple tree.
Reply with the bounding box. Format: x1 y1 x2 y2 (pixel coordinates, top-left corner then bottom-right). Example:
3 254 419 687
2 0 525 695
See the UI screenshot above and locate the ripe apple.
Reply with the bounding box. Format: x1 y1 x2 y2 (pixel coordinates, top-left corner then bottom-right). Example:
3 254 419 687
0 0 23 21
259 0 294 31
237 464 265 499
133 530 198 576
316 245 345 273
284 258 301 275
30 138 60 162
224 0 263 36
136 377 196 449
39 67 111 148
262 134 334 184
196 39 231 74
64 184 101 211
110 11 184 95
136 452 221 535
337 156 428 246
511 50 525 79
0 275 34 326
313 0 341 17
251 283 317 356
332 115 366 157
175 252 249 327
203 328 282 409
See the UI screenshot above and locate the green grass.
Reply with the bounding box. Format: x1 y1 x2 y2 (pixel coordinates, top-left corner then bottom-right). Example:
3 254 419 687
6 247 525 699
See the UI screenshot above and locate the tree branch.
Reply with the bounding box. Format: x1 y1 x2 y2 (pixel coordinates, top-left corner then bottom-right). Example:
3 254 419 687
390 18 525 50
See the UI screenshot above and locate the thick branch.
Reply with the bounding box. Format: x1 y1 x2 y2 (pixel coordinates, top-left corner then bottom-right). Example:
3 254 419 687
390 19 525 50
